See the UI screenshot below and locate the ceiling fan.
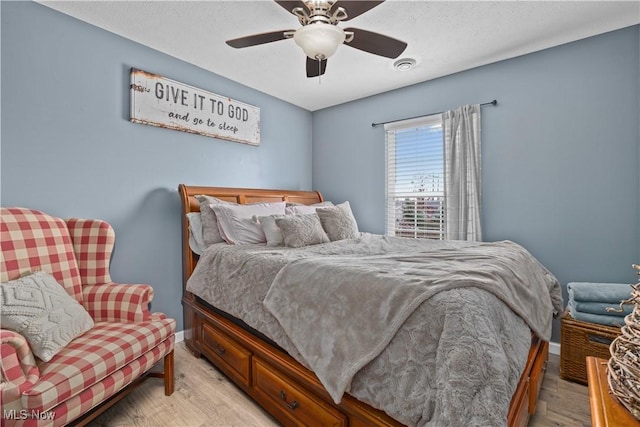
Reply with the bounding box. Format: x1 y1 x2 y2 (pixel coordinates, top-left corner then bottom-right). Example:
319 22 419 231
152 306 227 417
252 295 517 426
225 0 408 78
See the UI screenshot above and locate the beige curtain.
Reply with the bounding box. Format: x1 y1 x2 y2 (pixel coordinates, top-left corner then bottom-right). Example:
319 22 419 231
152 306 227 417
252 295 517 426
442 104 482 241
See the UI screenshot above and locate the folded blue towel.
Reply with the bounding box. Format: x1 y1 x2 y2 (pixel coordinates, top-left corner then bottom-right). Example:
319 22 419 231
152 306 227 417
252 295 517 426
567 282 632 303
567 300 632 316
569 310 626 327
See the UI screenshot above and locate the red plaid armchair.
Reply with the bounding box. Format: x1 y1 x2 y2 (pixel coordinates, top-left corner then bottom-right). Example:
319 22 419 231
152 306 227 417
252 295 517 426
1 208 175 426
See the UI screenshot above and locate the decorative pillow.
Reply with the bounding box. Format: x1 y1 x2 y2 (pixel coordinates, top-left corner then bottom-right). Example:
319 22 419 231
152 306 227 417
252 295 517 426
285 201 334 215
195 195 236 246
275 213 330 248
186 212 206 255
316 201 359 241
1 271 94 362
212 202 286 245
255 215 286 247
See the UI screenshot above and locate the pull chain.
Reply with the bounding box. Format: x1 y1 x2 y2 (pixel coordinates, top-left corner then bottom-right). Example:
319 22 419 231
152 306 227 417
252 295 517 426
315 54 324 85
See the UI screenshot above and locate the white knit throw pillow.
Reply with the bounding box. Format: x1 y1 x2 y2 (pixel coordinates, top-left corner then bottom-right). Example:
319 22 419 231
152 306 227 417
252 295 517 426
1 271 94 361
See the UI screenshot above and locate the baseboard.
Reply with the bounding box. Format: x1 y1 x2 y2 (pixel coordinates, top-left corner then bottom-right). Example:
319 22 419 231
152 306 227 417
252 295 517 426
175 330 185 344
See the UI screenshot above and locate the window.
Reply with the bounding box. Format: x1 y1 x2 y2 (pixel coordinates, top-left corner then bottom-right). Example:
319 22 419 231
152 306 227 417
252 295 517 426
385 114 445 240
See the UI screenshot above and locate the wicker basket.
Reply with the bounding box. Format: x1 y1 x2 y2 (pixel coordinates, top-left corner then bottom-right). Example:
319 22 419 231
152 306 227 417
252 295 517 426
607 277 640 420
560 312 621 384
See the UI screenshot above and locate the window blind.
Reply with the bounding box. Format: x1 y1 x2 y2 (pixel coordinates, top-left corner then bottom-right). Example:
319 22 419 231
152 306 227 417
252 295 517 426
384 114 445 240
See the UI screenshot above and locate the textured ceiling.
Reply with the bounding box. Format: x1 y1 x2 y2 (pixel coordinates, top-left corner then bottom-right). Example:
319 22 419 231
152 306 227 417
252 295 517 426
39 1 640 111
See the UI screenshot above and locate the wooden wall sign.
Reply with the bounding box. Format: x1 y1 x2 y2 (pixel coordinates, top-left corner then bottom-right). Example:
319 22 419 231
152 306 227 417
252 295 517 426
130 68 260 146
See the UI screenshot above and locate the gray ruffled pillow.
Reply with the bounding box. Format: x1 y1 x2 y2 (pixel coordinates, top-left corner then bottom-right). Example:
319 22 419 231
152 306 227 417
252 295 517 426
275 213 330 248
195 195 236 246
316 201 359 241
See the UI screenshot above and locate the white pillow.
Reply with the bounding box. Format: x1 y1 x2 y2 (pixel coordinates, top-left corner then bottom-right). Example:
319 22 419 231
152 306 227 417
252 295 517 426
186 212 206 255
212 202 286 245
1 271 94 362
255 215 286 247
285 201 334 215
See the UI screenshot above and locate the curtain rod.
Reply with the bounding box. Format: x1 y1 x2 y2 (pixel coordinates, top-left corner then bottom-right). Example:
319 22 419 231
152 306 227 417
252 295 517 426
371 99 498 128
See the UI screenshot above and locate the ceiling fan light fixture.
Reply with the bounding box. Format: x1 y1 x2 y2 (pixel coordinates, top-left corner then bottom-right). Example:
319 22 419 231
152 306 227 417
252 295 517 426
293 22 345 60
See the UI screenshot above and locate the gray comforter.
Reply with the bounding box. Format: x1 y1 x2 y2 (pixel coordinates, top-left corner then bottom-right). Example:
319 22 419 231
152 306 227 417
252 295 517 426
187 234 563 427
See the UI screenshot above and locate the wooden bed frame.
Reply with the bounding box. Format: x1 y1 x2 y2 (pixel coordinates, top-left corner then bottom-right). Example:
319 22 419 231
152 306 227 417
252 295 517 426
178 184 548 427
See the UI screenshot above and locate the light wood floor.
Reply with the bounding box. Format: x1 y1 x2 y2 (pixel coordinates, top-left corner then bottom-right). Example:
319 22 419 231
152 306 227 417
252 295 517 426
89 342 592 426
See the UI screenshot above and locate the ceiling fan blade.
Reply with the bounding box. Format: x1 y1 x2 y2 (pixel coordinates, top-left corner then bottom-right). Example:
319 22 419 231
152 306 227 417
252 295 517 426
274 1 306 14
306 57 327 78
226 30 293 48
335 1 385 21
344 27 407 58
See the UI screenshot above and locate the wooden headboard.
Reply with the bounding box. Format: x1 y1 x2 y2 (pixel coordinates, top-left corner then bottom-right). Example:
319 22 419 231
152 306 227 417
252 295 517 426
177 184 323 293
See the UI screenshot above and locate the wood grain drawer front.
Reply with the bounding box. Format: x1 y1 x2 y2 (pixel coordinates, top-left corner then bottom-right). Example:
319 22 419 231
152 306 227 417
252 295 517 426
252 358 347 427
529 340 549 415
508 384 530 427
508 337 538 427
201 322 251 386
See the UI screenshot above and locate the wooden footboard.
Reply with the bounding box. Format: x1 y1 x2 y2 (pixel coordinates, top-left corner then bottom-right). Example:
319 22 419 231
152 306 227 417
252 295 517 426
178 184 547 426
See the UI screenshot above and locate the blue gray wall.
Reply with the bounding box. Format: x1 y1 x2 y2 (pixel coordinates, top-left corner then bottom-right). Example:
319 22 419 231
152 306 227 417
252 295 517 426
2 2 639 344
312 25 640 341
1 2 313 331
